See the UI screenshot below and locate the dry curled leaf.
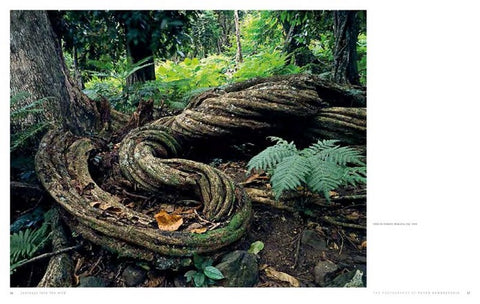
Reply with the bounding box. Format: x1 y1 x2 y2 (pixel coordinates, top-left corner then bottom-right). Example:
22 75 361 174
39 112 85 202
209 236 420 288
186 223 208 234
263 266 300 287
191 227 207 234
360 240 367 249
154 210 183 231
329 190 339 198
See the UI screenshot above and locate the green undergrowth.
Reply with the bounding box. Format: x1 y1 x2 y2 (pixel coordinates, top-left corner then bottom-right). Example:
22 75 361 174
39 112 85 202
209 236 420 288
247 137 366 201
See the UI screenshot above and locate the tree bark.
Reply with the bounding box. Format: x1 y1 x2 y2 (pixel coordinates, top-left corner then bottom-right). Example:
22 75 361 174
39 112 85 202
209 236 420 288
234 10 243 66
10 10 101 137
333 11 360 86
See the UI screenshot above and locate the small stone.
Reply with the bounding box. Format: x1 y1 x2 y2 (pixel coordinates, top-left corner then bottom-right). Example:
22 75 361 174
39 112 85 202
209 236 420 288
215 250 259 287
328 269 364 287
314 260 338 286
344 270 364 287
78 276 108 287
122 265 147 287
301 230 327 251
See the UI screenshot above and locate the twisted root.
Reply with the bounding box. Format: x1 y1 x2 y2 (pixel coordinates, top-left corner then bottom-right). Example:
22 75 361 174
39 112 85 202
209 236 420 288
35 74 365 259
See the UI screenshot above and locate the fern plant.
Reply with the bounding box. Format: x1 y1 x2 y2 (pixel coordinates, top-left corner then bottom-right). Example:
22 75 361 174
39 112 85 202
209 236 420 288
10 210 52 274
247 137 366 200
10 92 52 152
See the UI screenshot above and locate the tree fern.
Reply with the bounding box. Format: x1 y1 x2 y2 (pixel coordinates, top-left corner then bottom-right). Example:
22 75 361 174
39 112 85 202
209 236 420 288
306 158 346 200
10 92 52 152
247 138 366 201
247 136 297 173
271 154 310 199
304 139 364 165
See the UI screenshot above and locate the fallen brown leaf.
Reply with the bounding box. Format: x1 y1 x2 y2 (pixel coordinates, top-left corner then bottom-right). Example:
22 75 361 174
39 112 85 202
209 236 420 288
191 227 207 234
154 210 183 231
329 190 339 198
263 266 300 287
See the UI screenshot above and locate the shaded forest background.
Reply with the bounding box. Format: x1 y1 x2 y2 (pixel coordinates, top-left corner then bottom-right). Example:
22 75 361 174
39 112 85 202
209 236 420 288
11 10 366 158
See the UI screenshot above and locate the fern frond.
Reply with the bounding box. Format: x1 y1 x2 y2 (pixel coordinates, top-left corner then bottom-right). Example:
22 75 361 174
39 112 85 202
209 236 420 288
307 143 364 166
303 139 340 156
10 97 52 120
11 122 50 152
271 154 310 199
306 159 345 200
247 137 297 173
343 167 367 187
10 221 50 264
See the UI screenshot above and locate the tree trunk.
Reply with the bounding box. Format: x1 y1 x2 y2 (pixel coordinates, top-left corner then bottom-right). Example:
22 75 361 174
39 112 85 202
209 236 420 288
234 10 243 66
10 10 101 137
214 11 234 53
125 37 156 86
123 17 156 87
333 11 360 86
281 17 322 71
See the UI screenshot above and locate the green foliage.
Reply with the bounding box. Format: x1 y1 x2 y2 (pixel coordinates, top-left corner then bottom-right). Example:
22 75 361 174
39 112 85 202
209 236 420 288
357 33 367 85
246 137 297 172
155 55 232 109
236 11 283 54
248 241 265 255
247 138 366 200
190 11 221 58
10 210 52 274
83 57 155 112
10 93 52 152
233 51 301 82
184 254 224 287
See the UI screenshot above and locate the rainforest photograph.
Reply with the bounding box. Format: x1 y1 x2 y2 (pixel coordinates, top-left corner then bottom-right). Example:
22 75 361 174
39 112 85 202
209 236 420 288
10 10 367 288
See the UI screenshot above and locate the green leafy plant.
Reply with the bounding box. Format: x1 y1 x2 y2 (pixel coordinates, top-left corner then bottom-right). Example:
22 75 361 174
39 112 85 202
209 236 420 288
233 50 301 82
248 241 265 255
10 210 52 274
10 92 53 152
184 254 224 287
247 137 366 200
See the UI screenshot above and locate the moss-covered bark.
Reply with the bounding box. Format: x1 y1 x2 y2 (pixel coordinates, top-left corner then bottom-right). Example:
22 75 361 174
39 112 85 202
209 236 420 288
35 74 366 258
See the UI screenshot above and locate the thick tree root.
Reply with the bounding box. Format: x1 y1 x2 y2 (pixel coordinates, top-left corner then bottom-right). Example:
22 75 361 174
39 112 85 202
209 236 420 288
36 130 252 256
35 74 366 258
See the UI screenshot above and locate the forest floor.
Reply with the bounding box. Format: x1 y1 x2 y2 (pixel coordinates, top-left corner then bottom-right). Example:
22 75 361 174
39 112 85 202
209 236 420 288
10 142 366 288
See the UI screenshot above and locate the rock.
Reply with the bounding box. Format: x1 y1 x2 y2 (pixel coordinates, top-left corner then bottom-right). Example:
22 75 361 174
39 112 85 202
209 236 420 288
154 256 191 271
344 270 364 287
122 265 147 287
314 260 338 286
215 250 259 287
78 276 108 287
301 230 327 250
328 269 364 287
